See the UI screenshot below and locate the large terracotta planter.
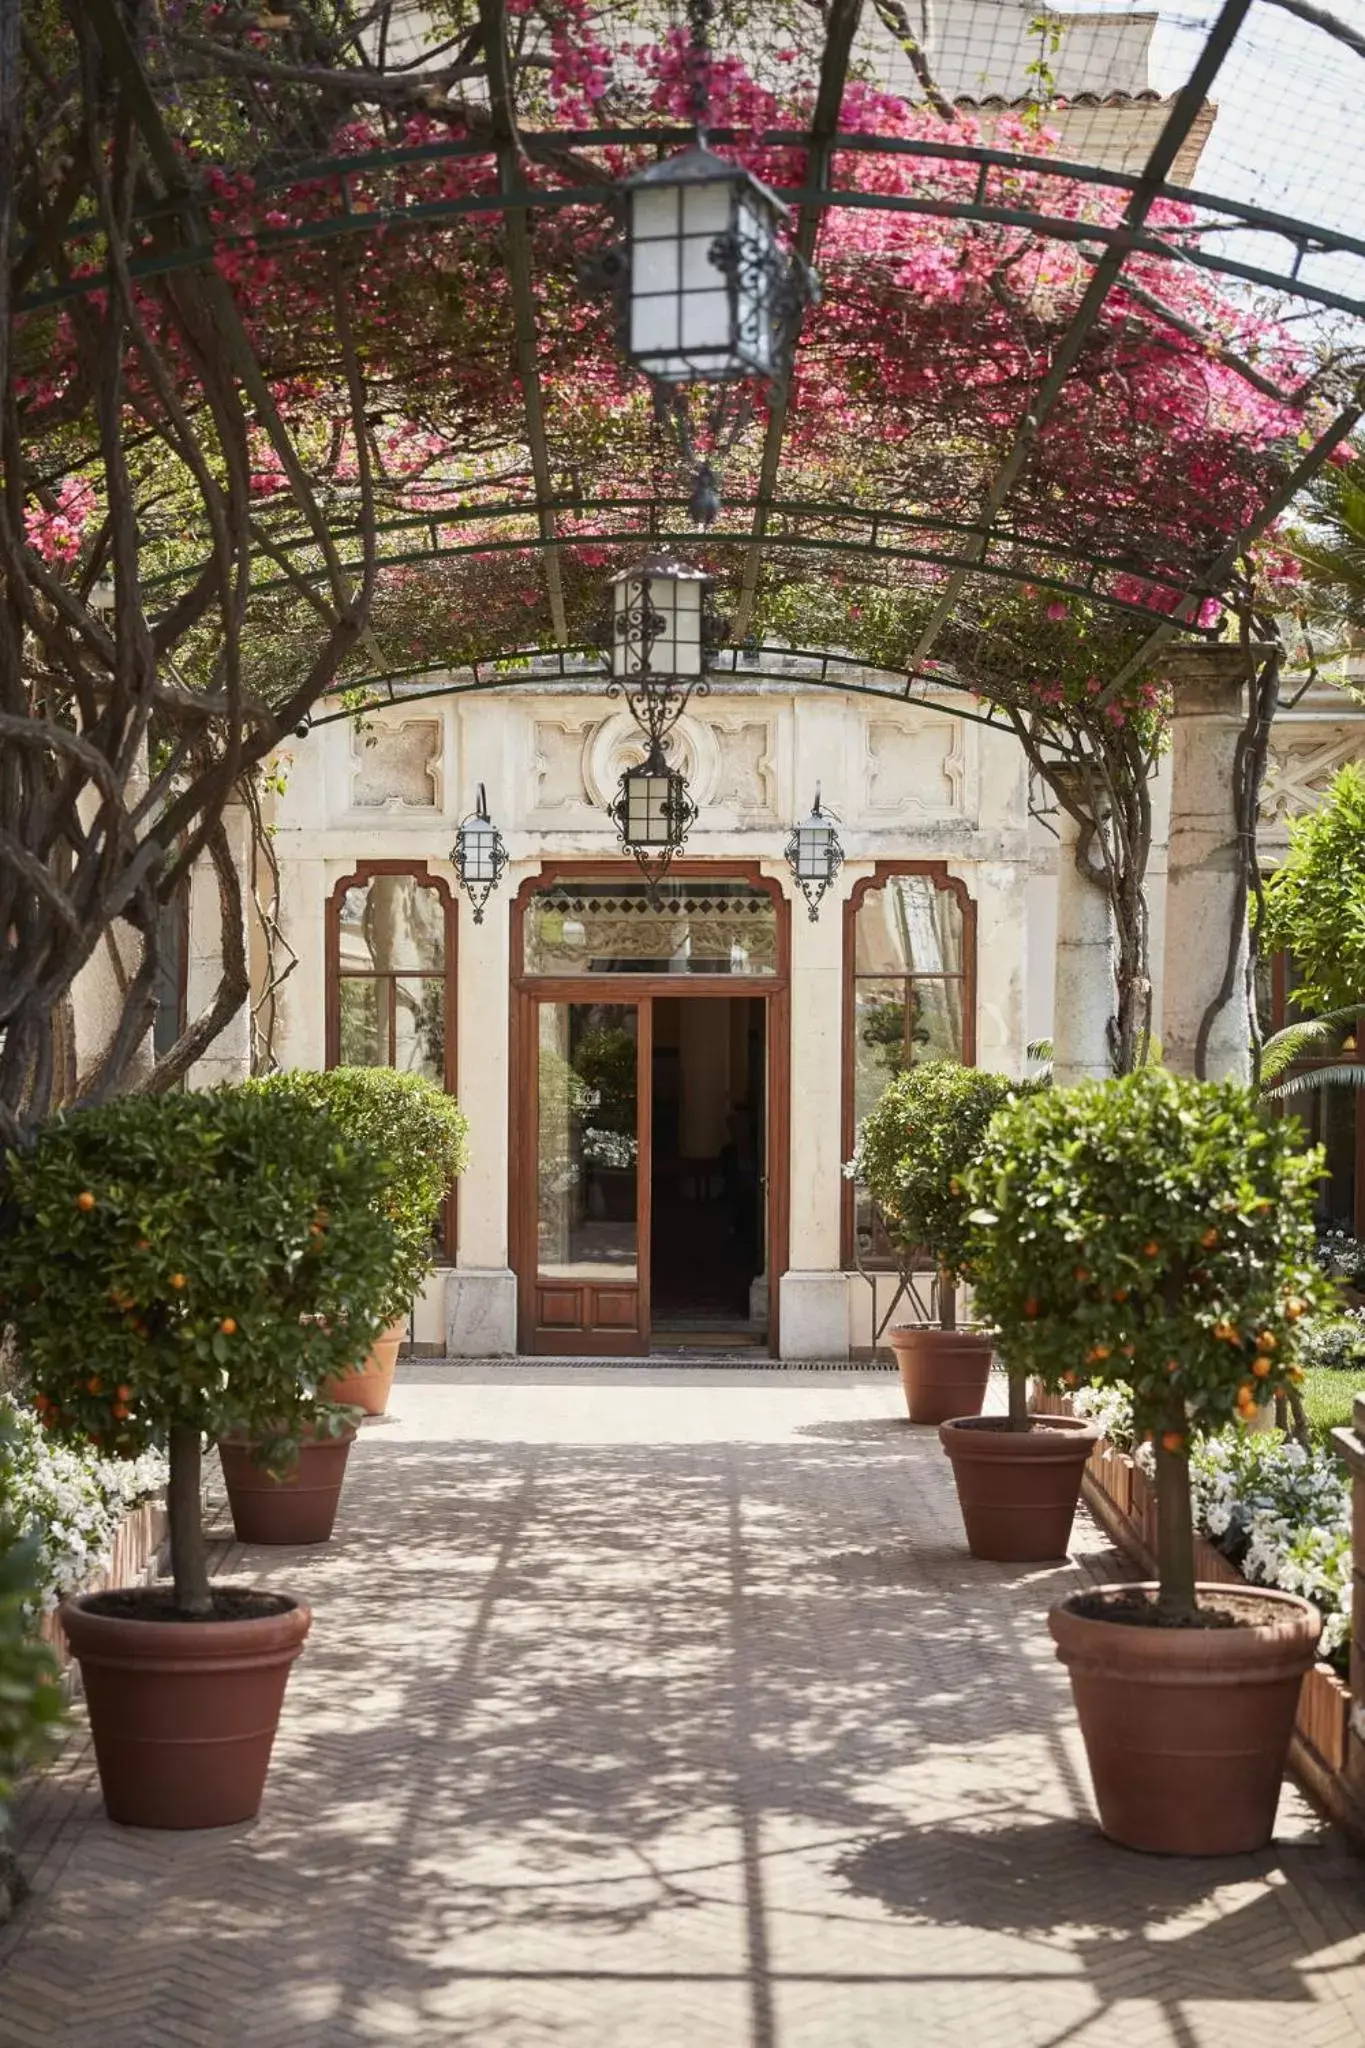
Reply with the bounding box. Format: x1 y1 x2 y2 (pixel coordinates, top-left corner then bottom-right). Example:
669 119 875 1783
319 1315 406 1417
1049 1581 1321 1855
887 1327 993 1425
939 1413 1099 1561
218 1428 356 1545
60 1589 311 1829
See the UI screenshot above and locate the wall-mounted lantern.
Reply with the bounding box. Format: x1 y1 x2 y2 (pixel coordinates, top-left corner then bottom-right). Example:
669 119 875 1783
785 787 844 920
451 784 507 924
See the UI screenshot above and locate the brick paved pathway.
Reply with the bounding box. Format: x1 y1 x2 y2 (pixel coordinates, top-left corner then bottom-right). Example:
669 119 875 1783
3 1366 1365 2048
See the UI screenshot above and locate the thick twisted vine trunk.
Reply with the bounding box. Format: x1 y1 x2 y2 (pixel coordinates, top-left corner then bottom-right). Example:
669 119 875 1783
0 4 382 1144
1009 712 1158 1077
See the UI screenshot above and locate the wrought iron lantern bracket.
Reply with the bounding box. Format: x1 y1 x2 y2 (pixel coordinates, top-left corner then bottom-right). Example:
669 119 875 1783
451 783 508 925
784 785 845 921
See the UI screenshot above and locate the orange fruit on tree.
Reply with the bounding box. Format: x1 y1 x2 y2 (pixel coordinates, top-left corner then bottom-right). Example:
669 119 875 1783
1252 1355 1273 1378
1143 1241 1160 1258
1200 1227 1220 1249
170 1272 187 1290
75 1190 95 1211
220 1317 237 1335
1161 1430 1185 1452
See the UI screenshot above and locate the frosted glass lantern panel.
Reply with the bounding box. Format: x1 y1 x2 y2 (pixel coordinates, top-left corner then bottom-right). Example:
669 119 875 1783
793 820 836 883
460 820 500 884
612 573 703 678
626 772 674 844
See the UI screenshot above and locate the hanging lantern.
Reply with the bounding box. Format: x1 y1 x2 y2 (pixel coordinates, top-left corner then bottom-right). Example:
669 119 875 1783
584 2 818 525
610 554 712 679
607 739 698 896
784 787 844 921
623 145 798 387
451 784 507 925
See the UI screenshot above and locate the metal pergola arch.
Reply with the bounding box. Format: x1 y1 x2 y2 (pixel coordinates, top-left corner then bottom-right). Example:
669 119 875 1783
303 637 1027 733
29 0 1365 709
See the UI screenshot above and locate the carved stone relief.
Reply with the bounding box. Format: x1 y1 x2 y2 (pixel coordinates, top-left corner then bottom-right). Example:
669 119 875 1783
1261 727 1363 824
531 717 597 815
707 719 777 816
863 715 967 817
350 718 442 810
582 709 722 812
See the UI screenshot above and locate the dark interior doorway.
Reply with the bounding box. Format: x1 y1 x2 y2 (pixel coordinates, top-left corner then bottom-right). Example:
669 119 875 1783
650 996 767 1342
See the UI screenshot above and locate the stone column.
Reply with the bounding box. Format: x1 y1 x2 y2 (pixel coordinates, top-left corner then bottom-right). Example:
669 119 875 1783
1331 1400 1365 1834
446 863 517 1357
1050 771 1116 1086
781 872 849 1361
1162 644 1262 1083
187 800 253 1087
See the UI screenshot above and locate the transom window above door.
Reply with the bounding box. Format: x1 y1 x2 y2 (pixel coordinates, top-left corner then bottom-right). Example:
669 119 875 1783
523 877 778 978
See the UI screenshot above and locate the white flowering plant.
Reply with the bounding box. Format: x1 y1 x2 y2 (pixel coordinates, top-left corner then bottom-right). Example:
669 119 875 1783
1189 1430 1352 1663
1065 1383 1351 1668
1295 1310 1365 1374
0 1396 167 1616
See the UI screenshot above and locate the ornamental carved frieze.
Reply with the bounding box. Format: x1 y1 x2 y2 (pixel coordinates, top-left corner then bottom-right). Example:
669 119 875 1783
349 717 442 811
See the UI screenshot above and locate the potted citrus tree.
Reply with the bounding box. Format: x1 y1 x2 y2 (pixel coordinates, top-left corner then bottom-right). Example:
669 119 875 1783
853 1062 1020 1423
965 1067 1325 1855
251 1068 469 1415
0 1086 397 1829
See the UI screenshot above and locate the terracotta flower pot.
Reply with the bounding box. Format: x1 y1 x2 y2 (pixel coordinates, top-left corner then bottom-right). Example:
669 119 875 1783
939 1413 1099 1561
1049 1581 1321 1855
319 1315 406 1417
218 1428 356 1545
887 1327 993 1425
60 1588 311 1829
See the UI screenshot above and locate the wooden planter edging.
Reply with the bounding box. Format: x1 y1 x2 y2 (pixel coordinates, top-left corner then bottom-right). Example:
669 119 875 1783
1032 1390 1356 1834
36 1495 168 1676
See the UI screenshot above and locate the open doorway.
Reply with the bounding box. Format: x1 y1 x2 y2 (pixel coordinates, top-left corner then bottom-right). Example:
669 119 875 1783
650 996 767 1345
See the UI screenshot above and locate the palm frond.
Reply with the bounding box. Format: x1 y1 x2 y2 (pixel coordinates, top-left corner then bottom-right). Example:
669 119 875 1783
1264 1063 1365 1102
1259 1004 1365 1084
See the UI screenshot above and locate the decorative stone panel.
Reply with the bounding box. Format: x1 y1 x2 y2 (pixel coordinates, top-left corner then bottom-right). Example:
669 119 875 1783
863 714 967 818
706 719 777 818
350 718 442 811
530 717 598 816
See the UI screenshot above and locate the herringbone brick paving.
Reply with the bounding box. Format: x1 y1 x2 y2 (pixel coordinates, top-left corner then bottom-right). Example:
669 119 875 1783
2 1364 1365 2047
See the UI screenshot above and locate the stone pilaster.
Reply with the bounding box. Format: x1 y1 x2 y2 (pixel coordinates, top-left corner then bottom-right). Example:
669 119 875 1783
1161 644 1266 1082
1049 770 1115 1086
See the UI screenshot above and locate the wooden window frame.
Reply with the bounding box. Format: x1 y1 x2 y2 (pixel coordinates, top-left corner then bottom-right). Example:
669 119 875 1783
325 859 459 1259
840 862 978 1270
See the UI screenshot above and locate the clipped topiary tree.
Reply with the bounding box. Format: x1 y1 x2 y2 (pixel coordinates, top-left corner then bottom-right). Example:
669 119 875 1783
963 1067 1329 1855
854 1060 1025 1331
0 1088 398 1619
853 1061 1028 1426
965 1068 1324 1620
250 1069 469 1324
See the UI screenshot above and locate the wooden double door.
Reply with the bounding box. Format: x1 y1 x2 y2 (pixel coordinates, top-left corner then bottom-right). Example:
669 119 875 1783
514 988 784 1354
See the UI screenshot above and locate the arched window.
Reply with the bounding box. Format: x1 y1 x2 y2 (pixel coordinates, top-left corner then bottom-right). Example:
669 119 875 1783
842 865 976 1266
325 863 458 1257
326 863 455 1084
